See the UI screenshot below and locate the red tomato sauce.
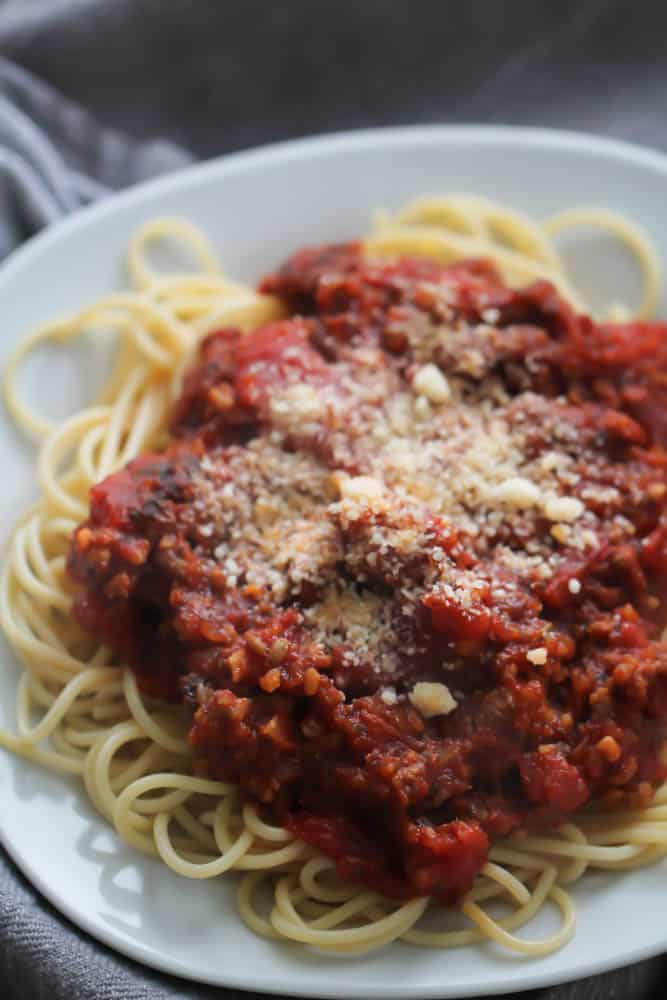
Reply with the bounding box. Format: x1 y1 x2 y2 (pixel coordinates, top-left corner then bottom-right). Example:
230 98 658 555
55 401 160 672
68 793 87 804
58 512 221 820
68 243 667 903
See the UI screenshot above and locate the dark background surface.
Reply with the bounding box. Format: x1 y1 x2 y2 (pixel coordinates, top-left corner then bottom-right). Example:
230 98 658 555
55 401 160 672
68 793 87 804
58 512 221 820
1 1 666 998
6 0 667 161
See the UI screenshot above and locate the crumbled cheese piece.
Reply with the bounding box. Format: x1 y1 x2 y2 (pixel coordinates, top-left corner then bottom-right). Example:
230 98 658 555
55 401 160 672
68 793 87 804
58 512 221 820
550 523 570 544
412 364 451 404
540 450 567 473
491 476 540 508
460 348 487 377
543 495 585 522
409 682 457 717
414 395 432 420
336 475 385 503
481 308 500 324
568 578 581 595
380 686 398 705
526 647 547 665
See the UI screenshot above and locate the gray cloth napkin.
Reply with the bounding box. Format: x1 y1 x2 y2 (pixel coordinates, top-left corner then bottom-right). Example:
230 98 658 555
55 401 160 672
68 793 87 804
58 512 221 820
0 56 189 257
1 1 667 998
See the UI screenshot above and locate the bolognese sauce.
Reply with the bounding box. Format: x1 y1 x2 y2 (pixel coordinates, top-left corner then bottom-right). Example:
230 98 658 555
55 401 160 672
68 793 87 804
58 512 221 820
68 243 667 903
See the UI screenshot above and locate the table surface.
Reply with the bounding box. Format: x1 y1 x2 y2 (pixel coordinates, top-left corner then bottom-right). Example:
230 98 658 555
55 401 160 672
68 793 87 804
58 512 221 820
1 1 666 998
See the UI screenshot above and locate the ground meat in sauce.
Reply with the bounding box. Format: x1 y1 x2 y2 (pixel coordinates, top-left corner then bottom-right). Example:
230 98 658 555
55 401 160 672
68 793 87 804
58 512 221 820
68 242 667 904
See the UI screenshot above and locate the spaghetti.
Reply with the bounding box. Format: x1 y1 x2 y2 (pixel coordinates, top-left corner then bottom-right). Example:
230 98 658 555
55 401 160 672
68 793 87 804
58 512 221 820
2 195 667 957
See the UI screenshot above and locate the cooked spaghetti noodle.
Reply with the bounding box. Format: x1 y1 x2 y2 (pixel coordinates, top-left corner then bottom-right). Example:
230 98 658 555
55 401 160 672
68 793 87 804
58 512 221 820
2 195 667 957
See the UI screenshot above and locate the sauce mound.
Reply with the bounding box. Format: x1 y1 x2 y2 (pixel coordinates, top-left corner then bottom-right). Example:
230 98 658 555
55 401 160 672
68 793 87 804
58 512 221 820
68 244 667 902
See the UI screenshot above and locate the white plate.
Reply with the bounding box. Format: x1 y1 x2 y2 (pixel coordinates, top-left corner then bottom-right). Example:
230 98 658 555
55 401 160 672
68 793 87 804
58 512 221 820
1 126 667 998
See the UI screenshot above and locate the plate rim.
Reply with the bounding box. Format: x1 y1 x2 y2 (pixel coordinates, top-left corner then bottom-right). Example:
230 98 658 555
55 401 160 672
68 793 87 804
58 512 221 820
2 122 667 996
5 121 667 295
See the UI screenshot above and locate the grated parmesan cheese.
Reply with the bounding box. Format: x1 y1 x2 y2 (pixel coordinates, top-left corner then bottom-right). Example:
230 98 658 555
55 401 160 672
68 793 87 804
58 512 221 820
181 288 640 683
335 475 386 503
414 395 432 420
